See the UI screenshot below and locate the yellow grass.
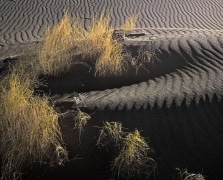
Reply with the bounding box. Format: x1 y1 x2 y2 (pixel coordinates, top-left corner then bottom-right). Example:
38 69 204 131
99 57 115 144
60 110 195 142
38 13 75 76
97 122 124 147
37 12 136 77
0 67 67 179
112 130 156 179
73 109 91 140
176 168 205 180
96 122 156 179
121 15 138 30
95 35 125 76
74 13 129 76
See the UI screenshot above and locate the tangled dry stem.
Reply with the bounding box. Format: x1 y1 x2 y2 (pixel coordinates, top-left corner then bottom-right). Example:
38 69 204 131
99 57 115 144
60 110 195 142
176 168 205 180
96 122 156 179
97 122 124 147
37 12 139 77
112 130 156 179
38 13 76 76
0 61 67 180
73 109 91 140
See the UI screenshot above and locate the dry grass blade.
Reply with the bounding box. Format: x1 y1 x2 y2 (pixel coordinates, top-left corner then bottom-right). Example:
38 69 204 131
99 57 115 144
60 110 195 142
0 69 67 179
38 12 75 76
121 15 138 30
73 109 91 140
96 122 124 147
83 13 127 76
112 130 156 179
37 12 134 77
95 37 126 76
176 168 205 180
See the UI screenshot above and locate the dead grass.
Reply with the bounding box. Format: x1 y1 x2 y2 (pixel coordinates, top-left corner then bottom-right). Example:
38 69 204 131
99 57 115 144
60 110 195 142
121 15 138 30
94 35 126 76
112 130 156 179
82 14 128 76
37 12 137 77
176 168 205 180
38 13 75 76
96 122 156 179
73 109 91 140
97 122 124 147
0 65 67 179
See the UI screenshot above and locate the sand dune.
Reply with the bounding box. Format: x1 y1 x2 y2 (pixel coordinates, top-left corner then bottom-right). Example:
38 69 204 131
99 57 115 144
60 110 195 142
0 0 223 60
52 30 223 110
1 0 223 179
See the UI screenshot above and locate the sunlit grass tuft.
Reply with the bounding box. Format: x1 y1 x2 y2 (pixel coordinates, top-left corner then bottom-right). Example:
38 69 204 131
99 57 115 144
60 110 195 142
78 13 128 76
176 168 205 180
38 13 75 76
96 122 156 179
121 15 138 30
112 130 156 179
97 122 124 147
37 13 137 77
73 109 91 140
0 65 67 179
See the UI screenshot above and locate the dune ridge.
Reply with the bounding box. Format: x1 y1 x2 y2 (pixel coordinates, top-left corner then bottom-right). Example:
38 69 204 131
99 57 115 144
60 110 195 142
52 31 223 111
1 1 223 179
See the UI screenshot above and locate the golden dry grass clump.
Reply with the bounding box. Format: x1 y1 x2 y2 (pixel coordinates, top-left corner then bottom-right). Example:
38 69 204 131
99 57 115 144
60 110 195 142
38 13 76 76
121 15 138 30
73 109 91 140
176 168 205 180
38 13 137 77
97 122 156 179
97 122 124 147
0 64 67 179
112 130 156 179
83 15 126 76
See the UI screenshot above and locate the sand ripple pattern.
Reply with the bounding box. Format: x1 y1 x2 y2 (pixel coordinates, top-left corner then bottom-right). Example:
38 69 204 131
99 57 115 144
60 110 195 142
53 31 223 110
0 0 223 59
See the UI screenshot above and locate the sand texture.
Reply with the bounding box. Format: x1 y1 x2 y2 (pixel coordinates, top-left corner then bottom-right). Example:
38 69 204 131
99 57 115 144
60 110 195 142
53 29 223 110
1 0 223 179
0 0 223 60
49 27 223 179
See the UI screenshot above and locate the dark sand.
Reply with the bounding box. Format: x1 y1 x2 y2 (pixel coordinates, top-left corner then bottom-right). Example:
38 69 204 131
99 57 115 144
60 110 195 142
0 0 223 179
1 0 223 60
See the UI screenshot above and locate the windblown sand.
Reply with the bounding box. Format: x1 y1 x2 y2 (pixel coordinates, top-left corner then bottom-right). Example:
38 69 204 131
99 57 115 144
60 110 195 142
0 0 223 60
0 0 223 180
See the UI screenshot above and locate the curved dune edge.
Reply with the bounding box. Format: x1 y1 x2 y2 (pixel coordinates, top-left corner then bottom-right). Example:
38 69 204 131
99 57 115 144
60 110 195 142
1 0 223 60
53 30 223 110
1 0 223 179
48 29 223 179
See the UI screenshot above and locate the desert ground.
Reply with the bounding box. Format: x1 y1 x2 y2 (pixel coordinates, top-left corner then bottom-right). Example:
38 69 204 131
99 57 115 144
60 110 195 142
0 0 223 179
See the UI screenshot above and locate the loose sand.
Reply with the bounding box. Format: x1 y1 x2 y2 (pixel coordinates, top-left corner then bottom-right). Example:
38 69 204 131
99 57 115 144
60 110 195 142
0 0 223 179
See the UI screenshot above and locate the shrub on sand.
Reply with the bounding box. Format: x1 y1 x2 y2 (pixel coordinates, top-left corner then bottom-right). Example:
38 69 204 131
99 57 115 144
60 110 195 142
121 15 138 30
73 109 91 140
97 122 156 179
38 13 75 76
81 14 129 76
112 130 156 179
176 168 205 180
94 34 126 76
38 13 136 77
0 68 67 179
97 122 124 147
